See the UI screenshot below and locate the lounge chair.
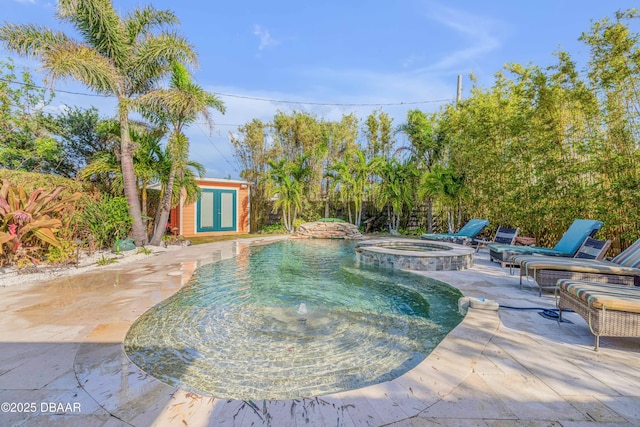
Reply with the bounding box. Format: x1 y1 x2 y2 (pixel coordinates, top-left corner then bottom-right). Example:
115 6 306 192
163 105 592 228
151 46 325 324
512 237 612 295
473 226 519 252
421 219 489 245
487 219 603 267
515 238 640 295
556 279 640 350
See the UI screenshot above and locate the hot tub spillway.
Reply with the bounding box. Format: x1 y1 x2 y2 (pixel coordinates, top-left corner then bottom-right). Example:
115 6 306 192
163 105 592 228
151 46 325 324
355 239 474 271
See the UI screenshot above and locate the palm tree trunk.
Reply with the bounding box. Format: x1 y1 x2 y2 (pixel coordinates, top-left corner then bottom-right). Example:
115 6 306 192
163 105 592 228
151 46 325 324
119 103 148 246
150 167 176 245
141 182 148 233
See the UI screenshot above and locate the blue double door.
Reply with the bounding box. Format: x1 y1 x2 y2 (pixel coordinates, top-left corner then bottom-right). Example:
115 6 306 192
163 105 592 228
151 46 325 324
197 189 236 232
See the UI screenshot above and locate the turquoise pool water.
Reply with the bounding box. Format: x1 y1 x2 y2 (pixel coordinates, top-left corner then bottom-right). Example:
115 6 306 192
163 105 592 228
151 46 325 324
124 239 463 400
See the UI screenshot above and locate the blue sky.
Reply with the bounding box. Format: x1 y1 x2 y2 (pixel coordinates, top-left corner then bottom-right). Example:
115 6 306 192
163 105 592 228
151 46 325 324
1 0 634 178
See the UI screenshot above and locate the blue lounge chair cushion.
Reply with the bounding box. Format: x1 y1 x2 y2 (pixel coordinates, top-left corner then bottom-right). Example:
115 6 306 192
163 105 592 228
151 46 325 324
488 219 603 257
552 219 604 255
421 219 489 240
487 245 567 257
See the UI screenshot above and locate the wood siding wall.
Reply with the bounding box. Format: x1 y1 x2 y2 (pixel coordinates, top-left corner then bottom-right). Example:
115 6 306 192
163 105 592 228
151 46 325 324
181 180 249 238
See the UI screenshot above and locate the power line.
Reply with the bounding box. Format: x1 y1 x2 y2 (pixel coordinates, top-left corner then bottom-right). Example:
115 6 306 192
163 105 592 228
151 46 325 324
0 77 107 97
214 92 455 107
194 122 238 173
0 76 455 107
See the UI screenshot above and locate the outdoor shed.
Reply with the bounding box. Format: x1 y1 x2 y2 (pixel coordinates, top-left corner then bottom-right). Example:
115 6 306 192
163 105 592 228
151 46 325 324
168 178 250 238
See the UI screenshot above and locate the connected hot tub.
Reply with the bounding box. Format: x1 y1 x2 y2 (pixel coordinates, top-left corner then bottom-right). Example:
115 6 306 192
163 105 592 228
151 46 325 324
355 238 474 271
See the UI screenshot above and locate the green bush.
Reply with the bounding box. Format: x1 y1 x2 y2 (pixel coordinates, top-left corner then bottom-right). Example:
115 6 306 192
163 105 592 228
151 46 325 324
259 224 286 234
0 169 93 196
79 196 132 249
45 238 78 265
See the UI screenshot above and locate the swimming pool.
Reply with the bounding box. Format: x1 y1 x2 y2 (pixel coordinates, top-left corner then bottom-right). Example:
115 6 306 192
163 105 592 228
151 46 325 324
124 239 463 400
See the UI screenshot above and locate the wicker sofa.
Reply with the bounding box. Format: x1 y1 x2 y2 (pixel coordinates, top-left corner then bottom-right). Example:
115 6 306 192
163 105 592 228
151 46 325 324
556 279 640 350
515 238 640 296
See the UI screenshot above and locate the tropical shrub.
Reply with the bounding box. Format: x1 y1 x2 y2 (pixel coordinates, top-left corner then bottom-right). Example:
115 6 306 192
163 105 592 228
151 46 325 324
79 197 132 250
259 224 286 234
45 237 78 265
0 179 81 266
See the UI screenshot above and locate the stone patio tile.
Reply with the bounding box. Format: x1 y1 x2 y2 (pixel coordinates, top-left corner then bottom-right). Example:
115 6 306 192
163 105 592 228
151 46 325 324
0 343 80 390
482 373 589 422
368 379 429 417
418 372 516 420
484 421 563 427
491 342 622 398
413 418 492 426
144 390 217 427
570 357 640 397
394 358 463 403
203 399 259 427
562 395 630 423
330 390 384 426
304 395 357 427
597 396 640 425
0 388 108 426
74 343 177 423
240 400 279 426
339 384 411 425
5 413 112 427
476 342 527 376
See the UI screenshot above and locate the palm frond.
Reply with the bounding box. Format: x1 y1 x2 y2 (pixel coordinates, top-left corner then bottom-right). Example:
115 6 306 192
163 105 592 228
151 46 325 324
42 41 120 94
129 31 197 90
57 0 128 64
125 6 179 42
0 23 70 58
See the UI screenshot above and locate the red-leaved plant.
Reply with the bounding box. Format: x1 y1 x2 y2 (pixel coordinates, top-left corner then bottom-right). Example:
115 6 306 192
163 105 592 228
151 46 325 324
0 179 81 266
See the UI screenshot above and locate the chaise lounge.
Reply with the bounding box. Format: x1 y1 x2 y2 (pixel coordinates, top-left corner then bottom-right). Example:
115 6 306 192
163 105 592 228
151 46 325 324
421 219 489 245
473 225 519 252
556 279 640 350
488 219 603 267
515 238 640 295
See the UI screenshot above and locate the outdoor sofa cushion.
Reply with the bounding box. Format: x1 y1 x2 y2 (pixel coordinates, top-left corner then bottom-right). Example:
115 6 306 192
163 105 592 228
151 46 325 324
558 280 640 314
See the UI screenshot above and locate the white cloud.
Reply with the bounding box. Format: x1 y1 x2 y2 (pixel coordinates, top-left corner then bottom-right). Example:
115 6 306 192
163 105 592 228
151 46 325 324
253 25 278 51
414 4 502 73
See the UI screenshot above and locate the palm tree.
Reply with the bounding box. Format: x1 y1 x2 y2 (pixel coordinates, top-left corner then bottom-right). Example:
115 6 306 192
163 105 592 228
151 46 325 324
328 160 355 223
419 165 466 233
397 109 445 233
81 120 205 234
329 148 382 226
266 157 310 233
138 62 224 245
80 120 165 200
375 158 418 234
0 0 197 245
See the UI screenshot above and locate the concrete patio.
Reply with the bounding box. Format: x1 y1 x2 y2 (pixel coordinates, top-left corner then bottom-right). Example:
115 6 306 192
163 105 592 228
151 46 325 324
0 236 639 426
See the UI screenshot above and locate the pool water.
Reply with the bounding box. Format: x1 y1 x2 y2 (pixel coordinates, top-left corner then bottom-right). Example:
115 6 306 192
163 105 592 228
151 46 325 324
124 240 463 400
